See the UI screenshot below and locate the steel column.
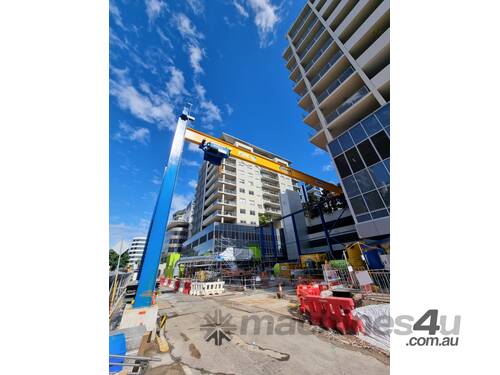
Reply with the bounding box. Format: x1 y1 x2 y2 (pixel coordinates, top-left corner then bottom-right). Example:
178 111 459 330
134 108 192 308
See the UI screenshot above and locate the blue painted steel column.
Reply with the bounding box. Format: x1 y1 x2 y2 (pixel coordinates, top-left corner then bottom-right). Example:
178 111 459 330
134 108 192 308
258 226 266 258
269 221 277 260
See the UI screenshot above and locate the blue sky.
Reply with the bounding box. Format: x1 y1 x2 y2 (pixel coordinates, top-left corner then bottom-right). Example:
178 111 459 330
109 0 338 246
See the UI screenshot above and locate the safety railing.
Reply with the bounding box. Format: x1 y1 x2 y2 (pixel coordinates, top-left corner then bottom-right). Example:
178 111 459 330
303 36 333 73
109 354 161 375
316 66 355 104
289 7 313 39
323 86 369 124
309 49 343 86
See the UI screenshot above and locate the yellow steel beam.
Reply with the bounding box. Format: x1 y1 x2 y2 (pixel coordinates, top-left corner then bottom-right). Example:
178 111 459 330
184 127 342 194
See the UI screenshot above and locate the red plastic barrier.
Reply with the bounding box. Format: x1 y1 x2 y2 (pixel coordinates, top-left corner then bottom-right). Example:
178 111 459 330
183 280 192 295
302 295 364 335
329 297 364 335
296 284 328 313
174 279 180 291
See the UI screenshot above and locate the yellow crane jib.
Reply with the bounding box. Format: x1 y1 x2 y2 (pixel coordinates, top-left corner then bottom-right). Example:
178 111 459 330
184 127 342 194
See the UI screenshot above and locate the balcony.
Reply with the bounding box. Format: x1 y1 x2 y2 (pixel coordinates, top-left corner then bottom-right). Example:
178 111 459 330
290 7 314 40
262 181 280 190
323 86 369 124
202 210 237 226
204 199 237 214
295 18 318 48
261 171 279 182
303 36 333 73
263 198 281 208
221 167 236 177
316 66 355 104
264 206 282 216
298 26 325 59
309 49 343 87
218 178 236 186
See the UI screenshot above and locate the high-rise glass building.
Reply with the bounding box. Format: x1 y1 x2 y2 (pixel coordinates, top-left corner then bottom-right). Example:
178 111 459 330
283 0 390 238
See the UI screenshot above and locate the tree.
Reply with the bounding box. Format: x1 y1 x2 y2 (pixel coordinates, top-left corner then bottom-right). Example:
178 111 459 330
109 249 129 271
303 188 347 218
258 212 274 226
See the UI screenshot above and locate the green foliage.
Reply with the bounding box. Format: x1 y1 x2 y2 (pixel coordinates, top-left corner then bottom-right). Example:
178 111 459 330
109 249 129 271
303 189 347 218
258 212 273 226
330 259 348 269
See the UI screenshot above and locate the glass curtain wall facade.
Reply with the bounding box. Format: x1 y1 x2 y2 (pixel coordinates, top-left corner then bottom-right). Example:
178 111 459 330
328 104 389 225
182 222 282 260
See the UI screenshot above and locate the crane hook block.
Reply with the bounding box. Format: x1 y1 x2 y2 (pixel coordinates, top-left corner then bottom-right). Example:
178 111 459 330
199 139 231 166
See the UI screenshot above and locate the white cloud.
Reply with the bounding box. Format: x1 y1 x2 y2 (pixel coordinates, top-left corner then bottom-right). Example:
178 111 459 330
156 27 174 48
322 164 334 172
114 122 151 144
233 1 249 18
174 13 203 42
166 66 187 97
110 67 177 130
110 2 126 30
182 158 201 167
188 142 203 153
145 0 166 24
312 148 326 156
194 82 222 124
188 179 198 188
170 193 193 217
187 0 204 15
246 0 280 47
151 169 163 185
225 104 234 115
109 218 150 246
188 45 205 74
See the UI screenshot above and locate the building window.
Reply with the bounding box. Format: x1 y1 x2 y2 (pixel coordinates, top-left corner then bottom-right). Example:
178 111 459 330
354 169 375 193
357 139 380 167
240 220 246 224
249 190 254 195
249 200 255 206
240 209 246 214
370 131 390 159
363 190 386 211
345 147 365 173
361 115 383 136
334 154 351 178
250 221 256 225
368 162 390 187
350 196 368 215
239 198 246 204
239 188 245 193
239 178 245 183
250 210 256 215
257 204 263 209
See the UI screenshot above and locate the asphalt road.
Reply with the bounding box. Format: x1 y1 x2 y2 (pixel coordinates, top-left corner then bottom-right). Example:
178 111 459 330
145 290 389 375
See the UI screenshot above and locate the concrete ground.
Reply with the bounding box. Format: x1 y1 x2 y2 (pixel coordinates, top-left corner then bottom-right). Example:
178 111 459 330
143 289 389 375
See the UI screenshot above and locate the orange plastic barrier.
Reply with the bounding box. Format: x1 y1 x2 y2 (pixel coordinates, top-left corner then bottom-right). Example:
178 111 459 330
296 284 328 313
302 295 364 335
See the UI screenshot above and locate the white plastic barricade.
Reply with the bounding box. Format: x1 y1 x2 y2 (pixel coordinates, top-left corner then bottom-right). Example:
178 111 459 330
189 282 203 296
189 281 225 296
